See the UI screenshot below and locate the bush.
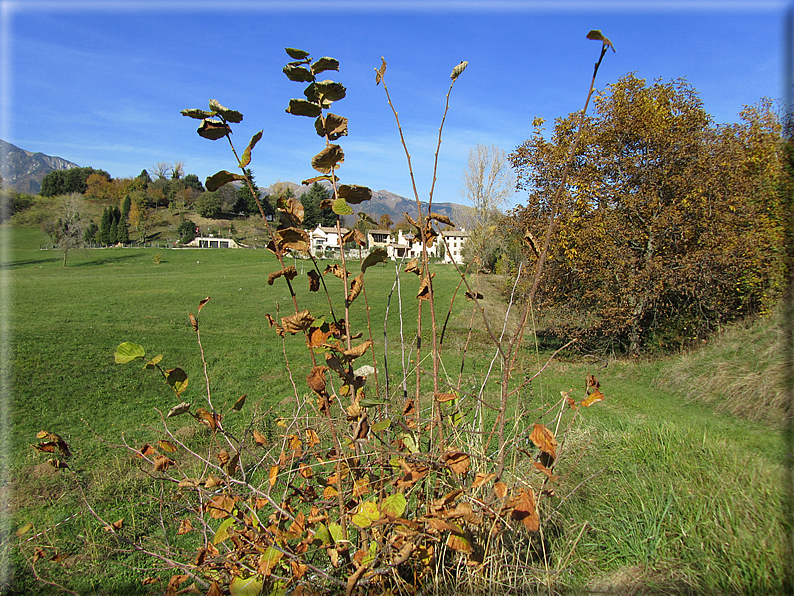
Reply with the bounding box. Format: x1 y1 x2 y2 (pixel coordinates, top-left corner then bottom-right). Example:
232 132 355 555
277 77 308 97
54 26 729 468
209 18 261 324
194 192 223 219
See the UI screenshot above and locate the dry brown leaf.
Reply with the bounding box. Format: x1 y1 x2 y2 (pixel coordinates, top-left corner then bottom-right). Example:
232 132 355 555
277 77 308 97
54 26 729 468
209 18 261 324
529 424 557 460
404 259 421 275
533 461 559 481
323 263 349 279
206 495 236 519
177 518 193 535
434 392 457 403
445 528 473 554
471 472 496 489
281 310 315 335
581 389 605 407
267 265 298 286
494 482 508 499
305 428 320 447
307 269 321 292
252 429 267 446
307 366 329 396
153 455 175 472
138 444 157 458
509 488 539 531
205 475 223 489
442 451 471 476
343 340 373 361
347 273 364 303
416 273 435 300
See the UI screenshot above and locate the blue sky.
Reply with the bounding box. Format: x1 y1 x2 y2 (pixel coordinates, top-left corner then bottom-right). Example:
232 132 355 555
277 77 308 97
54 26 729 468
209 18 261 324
1 1 790 208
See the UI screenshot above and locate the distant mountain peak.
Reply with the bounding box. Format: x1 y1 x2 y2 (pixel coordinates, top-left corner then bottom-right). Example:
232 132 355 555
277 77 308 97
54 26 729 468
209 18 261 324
0 140 80 194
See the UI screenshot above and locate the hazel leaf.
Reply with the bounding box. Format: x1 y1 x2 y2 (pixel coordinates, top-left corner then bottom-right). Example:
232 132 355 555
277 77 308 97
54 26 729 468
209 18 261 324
285 47 310 60
312 57 340 75
115 342 145 364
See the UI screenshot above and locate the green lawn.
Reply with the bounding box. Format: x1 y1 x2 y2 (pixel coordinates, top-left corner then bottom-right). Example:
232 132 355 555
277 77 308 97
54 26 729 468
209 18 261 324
3 224 788 595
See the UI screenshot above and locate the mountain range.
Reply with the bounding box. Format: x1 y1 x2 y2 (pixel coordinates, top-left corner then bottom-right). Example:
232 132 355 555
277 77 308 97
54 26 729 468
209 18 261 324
0 141 470 225
267 180 468 226
0 140 80 194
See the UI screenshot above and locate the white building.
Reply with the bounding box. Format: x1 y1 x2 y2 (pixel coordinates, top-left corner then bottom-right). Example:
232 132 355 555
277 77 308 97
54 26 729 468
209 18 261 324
184 236 242 248
310 225 350 257
440 229 470 265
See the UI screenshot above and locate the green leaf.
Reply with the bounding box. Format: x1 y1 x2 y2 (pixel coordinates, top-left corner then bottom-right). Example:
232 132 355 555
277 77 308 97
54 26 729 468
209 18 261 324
232 394 246 411
400 433 420 454
285 47 310 60
451 61 468 81
143 354 163 369
213 517 235 544
206 170 246 192
332 198 353 216
209 99 243 123
283 65 314 82
197 119 231 141
371 419 391 432
337 184 371 204
359 396 389 408
311 145 344 174
165 368 188 394
381 493 407 518
362 248 388 273
329 522 343 543
181 108 214 119
229 575 263 596
312 523 332 545
315 113 348 141
239 131 263 168
312 57 339 75
286 99 322 118
115 342 145 364
258 546 283 576
352 501 380 528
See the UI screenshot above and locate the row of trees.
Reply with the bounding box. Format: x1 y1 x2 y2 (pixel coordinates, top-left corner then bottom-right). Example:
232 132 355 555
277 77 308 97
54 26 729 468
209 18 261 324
40 166 111 197
505 73 786 354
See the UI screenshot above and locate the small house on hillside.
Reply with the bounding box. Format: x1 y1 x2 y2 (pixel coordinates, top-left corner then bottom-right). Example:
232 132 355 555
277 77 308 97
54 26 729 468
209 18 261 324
184 236 241 249
310 225 350 257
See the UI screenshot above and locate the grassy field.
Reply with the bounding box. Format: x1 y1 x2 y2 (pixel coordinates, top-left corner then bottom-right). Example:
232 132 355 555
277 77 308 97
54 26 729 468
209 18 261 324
4 224 789 594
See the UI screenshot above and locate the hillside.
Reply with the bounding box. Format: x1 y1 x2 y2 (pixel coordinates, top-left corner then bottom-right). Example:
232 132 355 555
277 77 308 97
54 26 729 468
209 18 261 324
268 180 467 225
0 140 80 194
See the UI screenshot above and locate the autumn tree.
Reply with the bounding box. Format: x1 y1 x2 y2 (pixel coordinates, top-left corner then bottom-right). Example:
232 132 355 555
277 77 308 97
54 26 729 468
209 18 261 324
47 194 85 266
509 74 785 354
458 144 515 271
379 213 393 230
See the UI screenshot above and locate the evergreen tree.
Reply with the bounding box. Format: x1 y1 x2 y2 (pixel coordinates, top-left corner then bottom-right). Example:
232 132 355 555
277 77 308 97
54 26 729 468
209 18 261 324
299 182 333 229
83 221 98 243
113 205 121 224
137 169 152 187
99 207 113 245
109 219 118 244
117 218 129 244
121 195 131 219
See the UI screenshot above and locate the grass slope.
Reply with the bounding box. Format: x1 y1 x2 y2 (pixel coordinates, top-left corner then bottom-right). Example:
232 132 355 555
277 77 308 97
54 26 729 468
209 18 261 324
3 224 788 595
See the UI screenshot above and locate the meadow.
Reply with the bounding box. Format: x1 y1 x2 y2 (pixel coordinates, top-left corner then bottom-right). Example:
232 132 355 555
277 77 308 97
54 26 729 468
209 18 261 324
5 224 789 595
